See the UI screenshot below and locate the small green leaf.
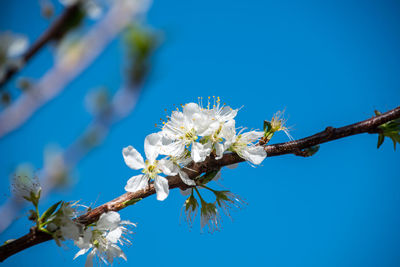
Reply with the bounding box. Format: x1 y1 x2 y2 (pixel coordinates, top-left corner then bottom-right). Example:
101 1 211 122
377 134 385 149
38 226 53 235
376 116 400 150
263 120 272 132
40 201 62 223
122 198 142 207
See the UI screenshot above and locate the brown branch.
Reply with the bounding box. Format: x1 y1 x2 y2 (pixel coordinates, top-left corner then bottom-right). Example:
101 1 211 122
1 105 399 262
0 4 81 89
264 106 400 157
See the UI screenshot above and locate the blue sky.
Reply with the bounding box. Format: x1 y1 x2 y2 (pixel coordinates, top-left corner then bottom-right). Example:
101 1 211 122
1 0 400 266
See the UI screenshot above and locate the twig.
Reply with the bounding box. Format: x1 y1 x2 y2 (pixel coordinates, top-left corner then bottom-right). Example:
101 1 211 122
0 4 81 89
1 105 399 262
264 106 400 157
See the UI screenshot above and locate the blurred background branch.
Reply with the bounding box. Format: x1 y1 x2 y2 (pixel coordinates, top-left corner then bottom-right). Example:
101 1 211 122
0 3 81 89
0 0 157 233
0 0 149 139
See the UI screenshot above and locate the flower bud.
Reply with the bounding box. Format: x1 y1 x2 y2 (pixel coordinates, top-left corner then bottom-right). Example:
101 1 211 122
12 164 41 203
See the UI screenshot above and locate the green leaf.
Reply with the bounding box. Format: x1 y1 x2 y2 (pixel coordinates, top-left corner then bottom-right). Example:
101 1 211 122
40 201 62 223
377 134 385 149
263 120 272 132
376 116 400 150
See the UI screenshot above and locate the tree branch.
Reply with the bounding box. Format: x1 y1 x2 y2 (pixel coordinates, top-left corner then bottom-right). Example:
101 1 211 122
0 4 81 89
1 105 399 262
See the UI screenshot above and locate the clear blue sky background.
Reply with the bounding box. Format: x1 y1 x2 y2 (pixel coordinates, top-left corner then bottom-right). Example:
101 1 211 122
1 0 400 266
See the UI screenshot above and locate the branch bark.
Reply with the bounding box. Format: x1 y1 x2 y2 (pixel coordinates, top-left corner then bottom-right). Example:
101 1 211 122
1 105 399 262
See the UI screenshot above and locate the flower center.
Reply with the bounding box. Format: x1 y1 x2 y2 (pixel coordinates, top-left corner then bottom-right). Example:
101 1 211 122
143 161 161 178
180 128 198 143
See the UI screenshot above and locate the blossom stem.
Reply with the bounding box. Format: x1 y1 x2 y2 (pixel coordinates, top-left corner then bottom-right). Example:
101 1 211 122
199 185 216 193
193 187 205 203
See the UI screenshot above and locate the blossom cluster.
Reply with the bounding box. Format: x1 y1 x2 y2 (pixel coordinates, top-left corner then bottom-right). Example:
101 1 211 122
11 174 134 267
73 211 135 266
123 97 268 201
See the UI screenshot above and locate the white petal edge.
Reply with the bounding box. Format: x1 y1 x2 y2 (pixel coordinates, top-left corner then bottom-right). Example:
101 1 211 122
158 159 178 176
154 175 169 201
144 133 162 163
97 211 121 231
178 169 196 186
242 146 266 165
214 142 225 160
124 174 149 192
122 146 145 170
85 249 96 267
74 247 90 260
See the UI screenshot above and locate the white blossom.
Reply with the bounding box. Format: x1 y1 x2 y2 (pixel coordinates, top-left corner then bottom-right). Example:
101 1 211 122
161 103 213 162
225 128 266 165
123 133 175 201
47 202 83 244
74 211 135 267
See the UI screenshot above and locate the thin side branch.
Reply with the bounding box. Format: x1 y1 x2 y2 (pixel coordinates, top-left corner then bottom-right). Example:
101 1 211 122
1 105 399 262
0 4 81 89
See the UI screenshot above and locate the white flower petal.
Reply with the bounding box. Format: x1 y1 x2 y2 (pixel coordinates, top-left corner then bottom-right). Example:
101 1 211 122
154 176 169 201
191 142 211 163
221 119 236 140
106 244 126 263
97 211 121 231
160 140 185 157
144 133 162 163
241 131 263 143
214 142 225 160
219 106 238 121
158 159 178 176
178 169 195 186
106 227 122 243
74 229 92 250
200 120 219 136
124 174 149 192
85 249 96 267
122 146 145 170
183 103 200 121
74 247 90 260
241 146 266 165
